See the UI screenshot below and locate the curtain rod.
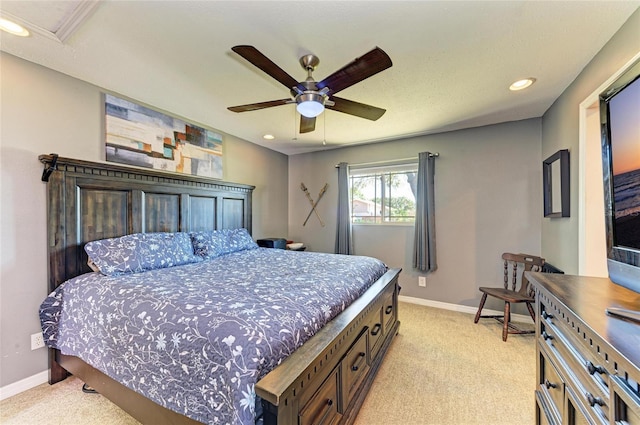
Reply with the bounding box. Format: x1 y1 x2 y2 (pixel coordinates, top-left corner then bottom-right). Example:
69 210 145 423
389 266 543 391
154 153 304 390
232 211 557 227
335 153 439 168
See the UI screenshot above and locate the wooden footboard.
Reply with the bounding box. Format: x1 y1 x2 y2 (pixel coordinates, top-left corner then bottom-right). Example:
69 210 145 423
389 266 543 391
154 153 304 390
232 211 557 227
259 267 401 425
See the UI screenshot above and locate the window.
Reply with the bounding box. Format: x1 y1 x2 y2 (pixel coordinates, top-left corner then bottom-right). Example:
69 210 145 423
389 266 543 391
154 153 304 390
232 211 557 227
349 162 418 223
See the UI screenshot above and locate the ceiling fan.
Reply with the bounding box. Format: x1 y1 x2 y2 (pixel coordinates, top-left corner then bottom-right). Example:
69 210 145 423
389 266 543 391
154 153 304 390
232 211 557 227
227 45 392 134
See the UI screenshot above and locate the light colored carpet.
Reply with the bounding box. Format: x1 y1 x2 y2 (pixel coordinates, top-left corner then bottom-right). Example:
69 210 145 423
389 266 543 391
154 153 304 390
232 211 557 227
0 302 535 424
0 375 138 425
353 302 536 425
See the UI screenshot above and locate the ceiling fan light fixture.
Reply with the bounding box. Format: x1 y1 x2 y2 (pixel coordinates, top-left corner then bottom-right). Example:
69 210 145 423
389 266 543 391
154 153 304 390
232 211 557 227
296 93 325 118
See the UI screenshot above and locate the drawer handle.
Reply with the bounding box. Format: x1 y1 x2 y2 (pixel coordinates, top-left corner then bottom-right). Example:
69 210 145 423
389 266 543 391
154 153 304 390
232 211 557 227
316 399 334 425
371 323 382 336
385 305 393 315
586 392 604 407
585 361 606 376
351 352 366 372
544 379 557 389
542 331 554 341
542 311 554 320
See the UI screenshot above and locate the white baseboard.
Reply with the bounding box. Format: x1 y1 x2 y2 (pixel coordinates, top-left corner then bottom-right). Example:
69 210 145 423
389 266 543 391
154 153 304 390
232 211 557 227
0 370 48 401
398 295 532 323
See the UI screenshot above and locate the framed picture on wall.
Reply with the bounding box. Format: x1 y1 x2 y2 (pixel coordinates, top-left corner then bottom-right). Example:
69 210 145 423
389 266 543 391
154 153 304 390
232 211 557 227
104 94 223 179
543 149 570 218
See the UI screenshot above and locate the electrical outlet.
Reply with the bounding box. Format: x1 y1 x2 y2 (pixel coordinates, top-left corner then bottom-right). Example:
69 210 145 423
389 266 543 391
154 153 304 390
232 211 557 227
418 276 427 287
31 332 45 350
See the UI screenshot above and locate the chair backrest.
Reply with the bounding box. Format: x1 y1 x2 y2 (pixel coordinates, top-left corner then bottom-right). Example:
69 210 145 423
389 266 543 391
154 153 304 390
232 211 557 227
502 253 545 296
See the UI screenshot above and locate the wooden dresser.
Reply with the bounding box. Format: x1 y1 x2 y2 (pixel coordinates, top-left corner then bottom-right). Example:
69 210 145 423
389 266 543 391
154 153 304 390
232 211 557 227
526 272 640 425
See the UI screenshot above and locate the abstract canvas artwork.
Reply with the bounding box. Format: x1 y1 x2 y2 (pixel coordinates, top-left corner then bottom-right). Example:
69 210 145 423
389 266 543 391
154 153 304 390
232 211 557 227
105 94 223 179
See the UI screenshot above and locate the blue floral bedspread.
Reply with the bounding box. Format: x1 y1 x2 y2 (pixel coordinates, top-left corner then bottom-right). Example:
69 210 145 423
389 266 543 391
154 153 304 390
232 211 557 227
39 248 387 424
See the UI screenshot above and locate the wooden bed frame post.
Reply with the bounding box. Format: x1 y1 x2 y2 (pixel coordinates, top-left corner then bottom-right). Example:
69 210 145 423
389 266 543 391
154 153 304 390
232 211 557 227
43 168 71 384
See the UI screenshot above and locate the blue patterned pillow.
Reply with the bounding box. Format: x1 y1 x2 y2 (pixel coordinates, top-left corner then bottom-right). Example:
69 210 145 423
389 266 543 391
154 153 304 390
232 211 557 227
228 228 259 252
190 229 230 259
84 232 201 276
190 228 257 259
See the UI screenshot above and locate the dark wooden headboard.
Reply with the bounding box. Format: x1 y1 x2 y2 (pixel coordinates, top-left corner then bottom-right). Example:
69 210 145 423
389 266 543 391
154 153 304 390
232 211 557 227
40 154 254 384
39 154 254 293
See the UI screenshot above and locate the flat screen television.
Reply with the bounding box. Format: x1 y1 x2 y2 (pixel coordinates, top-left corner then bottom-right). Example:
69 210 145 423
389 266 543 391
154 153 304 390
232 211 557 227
599 57 640 294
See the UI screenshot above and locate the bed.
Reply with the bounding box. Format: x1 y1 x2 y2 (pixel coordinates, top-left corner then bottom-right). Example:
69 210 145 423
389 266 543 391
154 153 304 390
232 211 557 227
38 154 401 425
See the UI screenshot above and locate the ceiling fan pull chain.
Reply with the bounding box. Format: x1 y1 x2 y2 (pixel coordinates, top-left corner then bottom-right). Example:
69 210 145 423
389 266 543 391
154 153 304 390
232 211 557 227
323 114 327 146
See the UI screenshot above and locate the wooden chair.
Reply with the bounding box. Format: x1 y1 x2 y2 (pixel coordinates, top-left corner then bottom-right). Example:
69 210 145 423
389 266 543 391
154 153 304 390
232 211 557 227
474 253 544 341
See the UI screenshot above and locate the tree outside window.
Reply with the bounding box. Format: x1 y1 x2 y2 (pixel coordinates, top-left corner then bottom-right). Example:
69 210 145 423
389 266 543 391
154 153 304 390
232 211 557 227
349 163 418 223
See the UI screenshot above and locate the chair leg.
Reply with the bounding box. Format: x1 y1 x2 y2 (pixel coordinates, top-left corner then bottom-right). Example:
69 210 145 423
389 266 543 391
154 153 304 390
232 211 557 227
526 302 536 322
474 293 488 323
502 302 511 341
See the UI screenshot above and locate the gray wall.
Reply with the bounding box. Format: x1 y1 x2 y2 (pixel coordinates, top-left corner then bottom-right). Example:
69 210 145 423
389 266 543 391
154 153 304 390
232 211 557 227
0 53 289 387
541 8 640 273
288 118 542 308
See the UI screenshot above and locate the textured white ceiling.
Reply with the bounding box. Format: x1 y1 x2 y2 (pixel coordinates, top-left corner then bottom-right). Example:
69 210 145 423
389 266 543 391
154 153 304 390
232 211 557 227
1 1 638 155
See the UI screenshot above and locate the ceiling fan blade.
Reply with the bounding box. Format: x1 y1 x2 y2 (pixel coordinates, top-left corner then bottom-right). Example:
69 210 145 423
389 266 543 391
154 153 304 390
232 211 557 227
316 47 392 95
228 99 291 113
327 97 386 121
300 116 316 133
232 45 304 92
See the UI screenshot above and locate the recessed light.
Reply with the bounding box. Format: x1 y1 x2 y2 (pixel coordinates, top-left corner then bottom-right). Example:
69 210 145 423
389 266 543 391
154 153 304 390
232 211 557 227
509 78 536 91
0 18 30 37
263 134 275 140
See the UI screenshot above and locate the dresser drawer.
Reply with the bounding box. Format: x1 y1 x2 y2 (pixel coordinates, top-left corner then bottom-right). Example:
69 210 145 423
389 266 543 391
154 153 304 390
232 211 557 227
565 386 595 425
565 357 609 424
611 375 640 425
299 367 341 425
545 310 610 397
539 319 568 366
537 389 559 425
540 321 609 424
382 285 395 334
539 347 564 423
540 297 611 397
343 329 369 405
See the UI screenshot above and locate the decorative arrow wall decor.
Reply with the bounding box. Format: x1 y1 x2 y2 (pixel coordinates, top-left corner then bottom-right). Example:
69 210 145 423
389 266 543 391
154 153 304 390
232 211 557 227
300 182 328 226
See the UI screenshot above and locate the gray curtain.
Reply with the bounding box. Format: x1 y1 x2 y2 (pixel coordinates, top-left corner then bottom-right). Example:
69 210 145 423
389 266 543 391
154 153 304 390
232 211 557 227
413 152 437 272
335 162 353 255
